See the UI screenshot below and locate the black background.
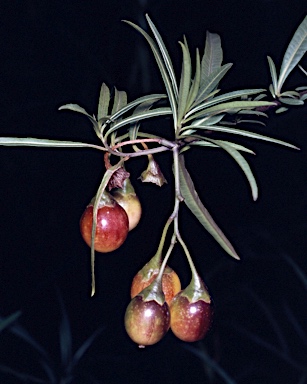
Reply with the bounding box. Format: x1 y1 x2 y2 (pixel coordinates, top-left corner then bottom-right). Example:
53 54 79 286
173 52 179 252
0 1 306 383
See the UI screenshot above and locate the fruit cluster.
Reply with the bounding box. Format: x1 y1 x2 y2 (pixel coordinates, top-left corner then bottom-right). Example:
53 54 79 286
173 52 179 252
126 261 213 347
80 179 213 346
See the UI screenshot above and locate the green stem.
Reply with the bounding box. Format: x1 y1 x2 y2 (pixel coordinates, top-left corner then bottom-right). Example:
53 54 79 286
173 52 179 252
156 234 177 282
172 145 202 288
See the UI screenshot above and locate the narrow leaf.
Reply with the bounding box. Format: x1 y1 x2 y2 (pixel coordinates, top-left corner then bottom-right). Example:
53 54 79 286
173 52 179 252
279 90 300 97
0 137 106 151
187 100 275 122
183 124 299 149
97 83 110 120
190 139 255 154
58 103 101 137
111 88 127 115
129 100 157 141
267 56 278 96
195 64 233 106
177 41 192 123
90 159 126 296
279 97 304 105
201 31 223 85
146 14 178 98
277 15 307 95
191 113 225 127
105 107 172 140
185 89 267 120
110 93 166 121
276 107 289 113
206 138 258 200
124 20 178 129
186 49 201 112
298 64 307 76
178 154 239 259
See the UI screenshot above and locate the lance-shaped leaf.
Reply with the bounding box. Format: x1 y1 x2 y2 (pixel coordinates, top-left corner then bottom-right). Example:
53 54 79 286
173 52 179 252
97 83 110 120
190 138 255 155
177 40 192 124
194 64 233 107
178 154 239 259
124 20 178 130
181 124 299 149
0 137 106 151
185 49 201 113
146 14 178 98
59 103 101 138
267 56 278 97
101 93 167 137
279 97 304 105
276 15 307 96
200 31 223 86
128 99 158 142
104 107 172 141
205 138 258 200
111 88 127 115
186 100 275 123
185 89 267 121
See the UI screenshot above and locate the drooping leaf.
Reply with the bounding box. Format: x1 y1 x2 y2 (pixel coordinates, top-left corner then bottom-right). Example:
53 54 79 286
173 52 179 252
59 103 101 138
146 14 178 98
190 139 255 154
178 154 239 259
205 138 258 200
97 83 110 120
59 104 96 124
90 158 127 296
276 15 307 95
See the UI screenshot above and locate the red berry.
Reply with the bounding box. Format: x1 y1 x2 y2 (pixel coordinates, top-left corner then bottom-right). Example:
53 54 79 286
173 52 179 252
112 191 142 231
170 292 213 342
80 196 129 253
124 295 170 347
130 265 181 305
